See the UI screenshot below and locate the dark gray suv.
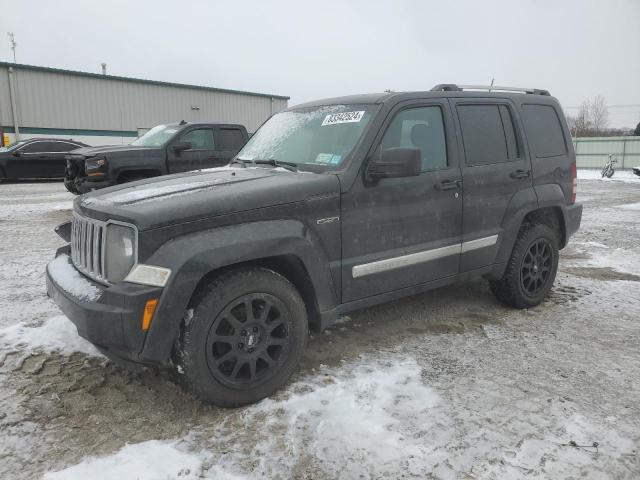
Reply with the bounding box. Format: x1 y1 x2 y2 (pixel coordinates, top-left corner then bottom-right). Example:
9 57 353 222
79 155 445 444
47 84 582 407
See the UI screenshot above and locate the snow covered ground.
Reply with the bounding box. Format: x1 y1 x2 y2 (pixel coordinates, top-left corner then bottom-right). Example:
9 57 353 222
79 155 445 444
0 175 639 479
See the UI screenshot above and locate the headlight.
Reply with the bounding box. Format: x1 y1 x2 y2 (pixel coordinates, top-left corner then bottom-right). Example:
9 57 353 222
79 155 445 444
104 223 136 282
85 157 107 174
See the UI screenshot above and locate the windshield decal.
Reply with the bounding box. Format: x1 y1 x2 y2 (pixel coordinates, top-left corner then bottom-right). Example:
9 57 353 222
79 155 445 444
321 111 365 126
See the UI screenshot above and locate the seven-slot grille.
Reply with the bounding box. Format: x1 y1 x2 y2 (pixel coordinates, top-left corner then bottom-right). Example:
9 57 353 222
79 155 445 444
71 214 106 283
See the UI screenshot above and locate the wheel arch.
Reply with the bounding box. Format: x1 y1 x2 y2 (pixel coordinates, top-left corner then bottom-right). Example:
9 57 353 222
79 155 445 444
138 222 338 365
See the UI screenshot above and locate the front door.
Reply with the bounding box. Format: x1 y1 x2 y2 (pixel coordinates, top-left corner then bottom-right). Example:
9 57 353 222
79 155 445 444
340 101 463 302
167 127 216 173
450 99 534 272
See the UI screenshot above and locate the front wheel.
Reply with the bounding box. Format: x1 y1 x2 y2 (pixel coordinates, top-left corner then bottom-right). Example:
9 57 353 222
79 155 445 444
64 178 81 195
489 224 559 309
605 167 615 178
176 267 308 407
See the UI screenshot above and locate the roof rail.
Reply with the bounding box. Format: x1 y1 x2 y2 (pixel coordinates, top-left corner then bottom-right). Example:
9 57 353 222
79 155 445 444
430 84 550 96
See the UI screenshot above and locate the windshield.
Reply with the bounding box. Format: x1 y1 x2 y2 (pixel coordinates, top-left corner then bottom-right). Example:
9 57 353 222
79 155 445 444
236 104 376 170
131 124 183 147
0 140 27 153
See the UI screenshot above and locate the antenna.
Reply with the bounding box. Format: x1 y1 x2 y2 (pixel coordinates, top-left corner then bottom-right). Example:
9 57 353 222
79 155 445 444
7 32 16 63
489 77 495 93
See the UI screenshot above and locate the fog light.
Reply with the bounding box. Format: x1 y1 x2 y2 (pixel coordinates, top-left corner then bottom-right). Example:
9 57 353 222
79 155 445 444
142 299 159 331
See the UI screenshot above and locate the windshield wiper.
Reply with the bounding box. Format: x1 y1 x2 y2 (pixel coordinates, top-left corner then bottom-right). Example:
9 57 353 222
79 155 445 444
254 159 298 172
230 158 256 168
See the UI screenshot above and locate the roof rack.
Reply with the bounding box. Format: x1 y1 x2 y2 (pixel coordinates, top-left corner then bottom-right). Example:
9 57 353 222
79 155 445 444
431 84 550 96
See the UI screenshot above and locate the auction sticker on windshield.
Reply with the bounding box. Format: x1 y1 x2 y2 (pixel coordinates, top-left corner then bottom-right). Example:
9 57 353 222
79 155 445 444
321 111 365 126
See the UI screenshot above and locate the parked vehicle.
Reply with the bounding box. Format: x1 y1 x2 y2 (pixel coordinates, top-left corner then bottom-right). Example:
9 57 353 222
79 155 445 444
632 166 640 177
47 84 582 407
601 154 617 178
64 122 249 194
0 138 88 181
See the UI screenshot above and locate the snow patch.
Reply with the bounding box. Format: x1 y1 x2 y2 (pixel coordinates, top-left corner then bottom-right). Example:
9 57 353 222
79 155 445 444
48 255 101 301
0 315 101 357
82 178 229 207
577 169 639 183
208 357 447 478
43 440 204 480
0 201 72 219
617 202 640 211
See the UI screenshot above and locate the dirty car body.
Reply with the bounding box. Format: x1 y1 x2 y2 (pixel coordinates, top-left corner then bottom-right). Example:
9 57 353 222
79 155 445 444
47 85 582 405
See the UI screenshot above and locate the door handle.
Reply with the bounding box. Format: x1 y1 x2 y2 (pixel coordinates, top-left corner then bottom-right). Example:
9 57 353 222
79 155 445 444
510 169 531 179
435 179 461 191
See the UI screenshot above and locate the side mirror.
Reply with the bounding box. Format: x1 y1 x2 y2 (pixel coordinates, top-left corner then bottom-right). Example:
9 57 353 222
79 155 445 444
172 141 192 153
366 147 421 181
13 151 21 157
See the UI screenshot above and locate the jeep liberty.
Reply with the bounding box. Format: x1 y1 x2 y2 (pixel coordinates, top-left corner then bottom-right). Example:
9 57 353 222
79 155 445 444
47 84 582 406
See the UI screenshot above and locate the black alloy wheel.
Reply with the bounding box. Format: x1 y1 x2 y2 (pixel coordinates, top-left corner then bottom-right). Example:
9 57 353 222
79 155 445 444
521 238 553 297
205 293 291 388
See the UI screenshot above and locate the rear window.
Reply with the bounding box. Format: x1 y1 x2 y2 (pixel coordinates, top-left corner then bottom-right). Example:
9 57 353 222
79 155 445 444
521 104 567 158
457 105 509 166
217 128 245 150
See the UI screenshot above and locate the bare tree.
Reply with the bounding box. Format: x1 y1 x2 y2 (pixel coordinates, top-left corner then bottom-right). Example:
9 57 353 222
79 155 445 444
589 95 609 133
574 101 592 136
635 121 640 136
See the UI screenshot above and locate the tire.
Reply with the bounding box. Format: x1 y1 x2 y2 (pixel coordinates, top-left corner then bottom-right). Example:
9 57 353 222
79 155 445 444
64 178 81 195
176 267 308 407
489 224 559 309
605 168 615 178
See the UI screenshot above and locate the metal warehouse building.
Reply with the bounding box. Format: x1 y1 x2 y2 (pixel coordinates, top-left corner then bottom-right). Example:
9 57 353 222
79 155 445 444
0 62 289 146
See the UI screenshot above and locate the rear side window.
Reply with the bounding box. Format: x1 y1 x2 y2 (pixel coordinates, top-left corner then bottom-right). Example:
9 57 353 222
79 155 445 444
217 128 245 150
521 104 567 158
458 104 519 166
381 106 447 171
48 141 80 152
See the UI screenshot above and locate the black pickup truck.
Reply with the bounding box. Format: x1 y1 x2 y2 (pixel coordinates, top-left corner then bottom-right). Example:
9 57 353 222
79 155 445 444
48 85 582 407
64 122 248 193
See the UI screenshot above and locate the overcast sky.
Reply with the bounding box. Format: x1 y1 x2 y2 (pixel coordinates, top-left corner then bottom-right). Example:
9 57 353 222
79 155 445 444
1 0 639 127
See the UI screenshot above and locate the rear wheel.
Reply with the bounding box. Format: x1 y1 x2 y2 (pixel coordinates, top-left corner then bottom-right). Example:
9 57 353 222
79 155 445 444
489 224 559 309
176 267 308 407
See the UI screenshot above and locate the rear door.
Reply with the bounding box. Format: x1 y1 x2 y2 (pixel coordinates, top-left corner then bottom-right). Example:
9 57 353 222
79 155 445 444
167 127 216 173
212 127 246 166
451 99 533 271
43 141 83 177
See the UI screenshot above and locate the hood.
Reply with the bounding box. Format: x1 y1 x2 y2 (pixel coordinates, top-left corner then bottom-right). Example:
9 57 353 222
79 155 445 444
69 144 159 158
76 166 340 230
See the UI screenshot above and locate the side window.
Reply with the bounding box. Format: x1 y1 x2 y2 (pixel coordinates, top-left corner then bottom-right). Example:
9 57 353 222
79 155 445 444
20 142 46 154
381 106 447 171
521 104 567 158
217 128 245 150
458 104 514 166
180 129 215 150
48 142 79 152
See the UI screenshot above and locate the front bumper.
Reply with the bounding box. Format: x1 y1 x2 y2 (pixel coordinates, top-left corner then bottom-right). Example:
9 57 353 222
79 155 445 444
46 249 163 369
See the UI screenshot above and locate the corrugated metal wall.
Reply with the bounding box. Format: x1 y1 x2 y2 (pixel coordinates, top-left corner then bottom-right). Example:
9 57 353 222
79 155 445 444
0 64 288 136
573 136 640 169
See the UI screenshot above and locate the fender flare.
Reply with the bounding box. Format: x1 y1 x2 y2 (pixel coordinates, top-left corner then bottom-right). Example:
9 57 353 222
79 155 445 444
139 220 338 363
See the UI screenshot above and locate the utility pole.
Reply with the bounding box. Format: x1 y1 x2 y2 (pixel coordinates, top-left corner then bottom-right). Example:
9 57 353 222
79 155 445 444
8 32 17 63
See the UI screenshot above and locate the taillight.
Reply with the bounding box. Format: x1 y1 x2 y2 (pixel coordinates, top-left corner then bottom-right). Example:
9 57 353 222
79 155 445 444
569 162 577 204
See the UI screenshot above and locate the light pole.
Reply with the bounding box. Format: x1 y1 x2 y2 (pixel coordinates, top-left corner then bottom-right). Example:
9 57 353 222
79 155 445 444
8 32 16 63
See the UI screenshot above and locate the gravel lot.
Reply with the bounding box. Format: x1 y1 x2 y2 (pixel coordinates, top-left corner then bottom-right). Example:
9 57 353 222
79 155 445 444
1 172 639 479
